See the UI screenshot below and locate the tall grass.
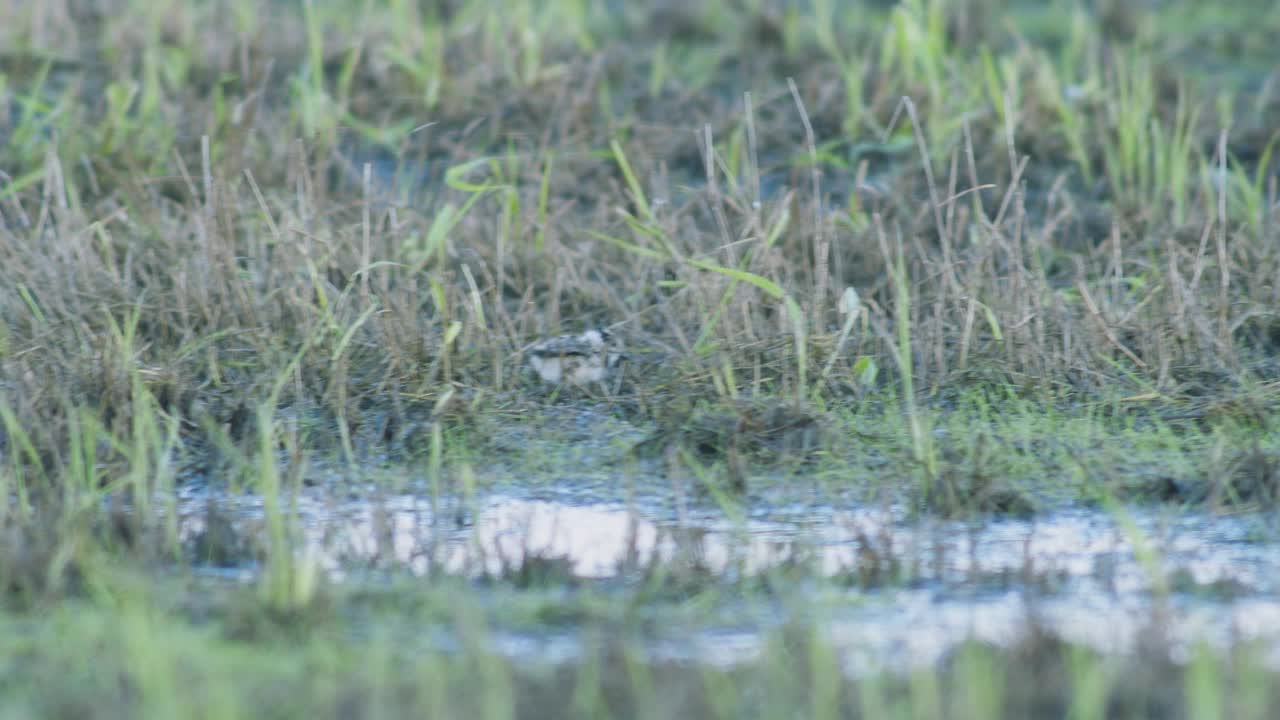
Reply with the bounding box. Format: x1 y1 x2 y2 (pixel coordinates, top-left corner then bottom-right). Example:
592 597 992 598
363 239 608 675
2 0 1276 462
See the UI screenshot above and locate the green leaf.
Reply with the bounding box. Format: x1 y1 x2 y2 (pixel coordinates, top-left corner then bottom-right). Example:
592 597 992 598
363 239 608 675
445 156 507 193
687 259 784 299
0 169 45 203
585 230 667 260
444 321 462 346
980 303 1003 342
853 356 878 386
611 139 653 223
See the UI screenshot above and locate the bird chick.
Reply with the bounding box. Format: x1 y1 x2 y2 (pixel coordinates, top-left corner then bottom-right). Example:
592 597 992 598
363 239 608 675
525 329 625 385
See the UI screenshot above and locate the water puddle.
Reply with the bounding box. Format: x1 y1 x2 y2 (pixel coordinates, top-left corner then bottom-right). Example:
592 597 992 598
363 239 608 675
176 482 1280 672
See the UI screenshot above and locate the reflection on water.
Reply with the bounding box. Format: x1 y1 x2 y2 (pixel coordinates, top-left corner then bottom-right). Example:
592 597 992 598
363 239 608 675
177 483 1280 671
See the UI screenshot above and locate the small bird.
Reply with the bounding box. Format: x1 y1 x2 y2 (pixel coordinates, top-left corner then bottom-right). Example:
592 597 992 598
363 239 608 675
525 329 625 385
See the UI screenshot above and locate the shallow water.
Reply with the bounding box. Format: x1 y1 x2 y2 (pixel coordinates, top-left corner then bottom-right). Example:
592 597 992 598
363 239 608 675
177 477 1280 673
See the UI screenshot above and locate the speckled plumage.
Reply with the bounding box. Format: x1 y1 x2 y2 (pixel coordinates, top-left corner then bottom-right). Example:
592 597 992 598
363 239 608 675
525 329 625 385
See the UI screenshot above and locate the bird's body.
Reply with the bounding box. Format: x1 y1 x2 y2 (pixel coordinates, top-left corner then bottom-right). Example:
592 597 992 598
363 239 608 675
525 329 624 385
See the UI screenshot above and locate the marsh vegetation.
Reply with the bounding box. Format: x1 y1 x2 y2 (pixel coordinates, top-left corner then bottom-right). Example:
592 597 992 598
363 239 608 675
1 0 1279 716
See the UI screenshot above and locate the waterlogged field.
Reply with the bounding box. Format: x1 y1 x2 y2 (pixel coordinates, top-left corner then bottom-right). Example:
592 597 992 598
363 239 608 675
2 0 1279 717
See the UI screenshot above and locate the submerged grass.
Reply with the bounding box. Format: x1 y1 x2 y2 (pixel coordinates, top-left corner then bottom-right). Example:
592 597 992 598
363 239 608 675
2 0 1279 716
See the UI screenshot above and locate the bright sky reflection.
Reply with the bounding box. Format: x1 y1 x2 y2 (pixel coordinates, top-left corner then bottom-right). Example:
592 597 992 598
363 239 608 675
177 485 1280 673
